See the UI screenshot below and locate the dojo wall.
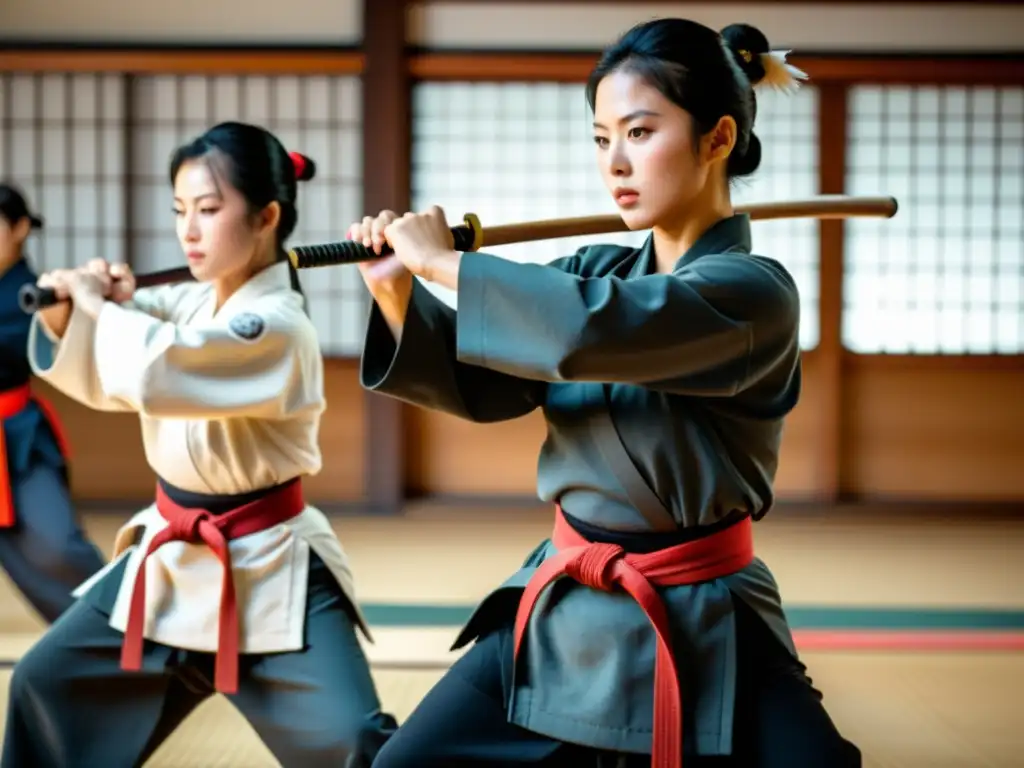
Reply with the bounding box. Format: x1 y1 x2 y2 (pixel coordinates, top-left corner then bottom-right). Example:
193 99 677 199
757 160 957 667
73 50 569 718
1 1 1022 509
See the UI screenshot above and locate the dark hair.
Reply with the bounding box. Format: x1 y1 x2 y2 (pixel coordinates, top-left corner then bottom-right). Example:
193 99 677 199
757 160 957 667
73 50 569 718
168 121 317 304
586 20 773 180
0 183 44 230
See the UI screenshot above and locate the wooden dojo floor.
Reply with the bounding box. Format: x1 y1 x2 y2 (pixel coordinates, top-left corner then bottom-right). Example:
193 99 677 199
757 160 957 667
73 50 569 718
0 501 1021 767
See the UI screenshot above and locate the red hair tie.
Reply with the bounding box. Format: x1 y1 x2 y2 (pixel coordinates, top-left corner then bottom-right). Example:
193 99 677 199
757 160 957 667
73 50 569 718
289 151 308 181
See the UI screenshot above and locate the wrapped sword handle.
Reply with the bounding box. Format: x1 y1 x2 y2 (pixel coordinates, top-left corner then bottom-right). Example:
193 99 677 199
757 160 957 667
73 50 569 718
18 265 194 315
288 214 483 269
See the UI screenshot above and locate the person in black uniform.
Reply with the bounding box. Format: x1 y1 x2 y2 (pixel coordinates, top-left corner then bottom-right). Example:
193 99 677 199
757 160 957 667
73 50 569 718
0 182 106 623
354 19 861 768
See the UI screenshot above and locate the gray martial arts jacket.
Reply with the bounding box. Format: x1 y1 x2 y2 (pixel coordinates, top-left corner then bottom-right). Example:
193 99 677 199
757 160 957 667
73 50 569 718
363 214 802 756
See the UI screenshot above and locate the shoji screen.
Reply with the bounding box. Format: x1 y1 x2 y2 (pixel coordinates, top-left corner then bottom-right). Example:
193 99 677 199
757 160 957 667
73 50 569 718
844 85 1024 354
0 73 126 269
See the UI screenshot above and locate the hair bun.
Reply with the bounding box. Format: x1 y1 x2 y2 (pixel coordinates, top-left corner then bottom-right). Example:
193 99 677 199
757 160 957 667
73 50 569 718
728 132 762 178
720 23 769 84
289 151 317 182
721 23 808 94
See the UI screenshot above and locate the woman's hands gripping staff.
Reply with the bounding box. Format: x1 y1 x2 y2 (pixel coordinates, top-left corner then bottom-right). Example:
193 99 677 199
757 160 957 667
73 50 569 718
350 206 461 342
35 259 136 338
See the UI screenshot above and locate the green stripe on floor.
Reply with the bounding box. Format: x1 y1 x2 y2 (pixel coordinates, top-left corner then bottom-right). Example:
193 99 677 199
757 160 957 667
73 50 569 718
783 607 1024 630
360 603 1024 630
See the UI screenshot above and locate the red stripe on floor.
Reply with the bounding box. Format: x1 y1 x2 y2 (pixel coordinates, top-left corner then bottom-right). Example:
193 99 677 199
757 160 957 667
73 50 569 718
793 630 1024 651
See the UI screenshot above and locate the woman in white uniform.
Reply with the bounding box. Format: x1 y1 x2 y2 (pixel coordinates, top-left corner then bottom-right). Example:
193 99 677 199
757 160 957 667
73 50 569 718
2 121 397 768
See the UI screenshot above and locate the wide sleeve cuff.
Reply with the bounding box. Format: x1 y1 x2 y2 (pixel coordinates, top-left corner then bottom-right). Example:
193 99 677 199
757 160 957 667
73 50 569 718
360 278 455 394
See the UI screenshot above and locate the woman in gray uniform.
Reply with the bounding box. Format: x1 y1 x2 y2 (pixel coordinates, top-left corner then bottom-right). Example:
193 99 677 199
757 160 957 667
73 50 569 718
355 18 861 768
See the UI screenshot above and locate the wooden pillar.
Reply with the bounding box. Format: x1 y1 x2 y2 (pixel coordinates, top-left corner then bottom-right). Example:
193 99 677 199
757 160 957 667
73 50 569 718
360 0 410 514
816 82 849 502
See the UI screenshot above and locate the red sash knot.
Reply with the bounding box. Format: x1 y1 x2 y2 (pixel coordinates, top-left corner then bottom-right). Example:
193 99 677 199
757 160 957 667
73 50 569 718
120 479 305 693
513 506 755 768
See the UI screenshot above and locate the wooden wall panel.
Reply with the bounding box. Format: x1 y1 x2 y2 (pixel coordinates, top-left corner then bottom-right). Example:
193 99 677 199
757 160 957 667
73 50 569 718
307 359 366 502
843 358 1024 501
774 352 822 499
39 359 366 505
404 408 546 496
404 353 823 500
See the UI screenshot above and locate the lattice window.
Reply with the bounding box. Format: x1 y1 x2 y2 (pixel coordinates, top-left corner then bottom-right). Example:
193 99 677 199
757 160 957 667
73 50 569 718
410 81 820 350
844 85 1024 354
0 72 126 270
129 74 365 356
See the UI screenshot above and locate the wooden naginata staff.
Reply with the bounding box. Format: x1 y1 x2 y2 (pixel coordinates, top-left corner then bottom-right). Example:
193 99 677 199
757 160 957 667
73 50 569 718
18 194 898 314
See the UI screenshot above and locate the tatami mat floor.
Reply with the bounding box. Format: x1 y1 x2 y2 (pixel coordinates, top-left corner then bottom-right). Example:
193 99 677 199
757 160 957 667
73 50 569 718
0 647 1019 767
0 504 1021 766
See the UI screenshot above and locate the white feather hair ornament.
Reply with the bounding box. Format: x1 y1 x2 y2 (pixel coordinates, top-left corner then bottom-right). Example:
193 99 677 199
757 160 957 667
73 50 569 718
755 49 809 94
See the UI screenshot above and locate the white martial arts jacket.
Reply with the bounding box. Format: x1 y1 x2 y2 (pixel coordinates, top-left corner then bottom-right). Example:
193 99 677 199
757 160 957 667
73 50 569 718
28 260 369 653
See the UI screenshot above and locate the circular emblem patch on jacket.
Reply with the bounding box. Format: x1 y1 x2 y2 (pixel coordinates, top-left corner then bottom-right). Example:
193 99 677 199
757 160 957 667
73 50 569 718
228 312 266 342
